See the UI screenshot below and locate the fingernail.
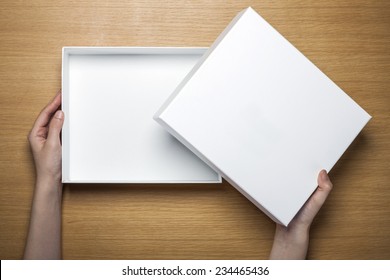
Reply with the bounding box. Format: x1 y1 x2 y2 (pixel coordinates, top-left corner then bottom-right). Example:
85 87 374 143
321 170 329 181
54 110 64 119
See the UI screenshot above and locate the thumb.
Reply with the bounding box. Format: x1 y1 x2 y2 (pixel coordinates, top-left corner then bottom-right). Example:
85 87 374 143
309 170 333 214
47 110 64 145
317 170 333 195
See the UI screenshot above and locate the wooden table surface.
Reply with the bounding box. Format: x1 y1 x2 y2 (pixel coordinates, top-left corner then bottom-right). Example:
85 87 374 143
0 0 389 260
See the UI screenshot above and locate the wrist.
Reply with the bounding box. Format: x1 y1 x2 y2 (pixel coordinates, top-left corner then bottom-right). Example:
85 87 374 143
274 223 309 244
35 175 63 198
36 171 61 184
270 224 310 260
276 222 310 235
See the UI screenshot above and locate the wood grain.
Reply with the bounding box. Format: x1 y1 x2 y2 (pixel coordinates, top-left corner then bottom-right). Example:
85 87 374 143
0 0 389 259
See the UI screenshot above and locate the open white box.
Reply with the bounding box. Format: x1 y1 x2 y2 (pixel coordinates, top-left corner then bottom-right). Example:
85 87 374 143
62 47 221 183
155 8 371 225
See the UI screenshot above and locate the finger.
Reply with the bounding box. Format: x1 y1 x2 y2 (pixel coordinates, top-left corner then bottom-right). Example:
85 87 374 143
289 170 333 227
47 110 64 146
317 169 333 194
310 170 333 211
31 91 62 135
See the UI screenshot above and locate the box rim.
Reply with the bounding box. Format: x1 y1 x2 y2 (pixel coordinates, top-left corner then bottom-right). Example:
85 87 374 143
61 46 222 184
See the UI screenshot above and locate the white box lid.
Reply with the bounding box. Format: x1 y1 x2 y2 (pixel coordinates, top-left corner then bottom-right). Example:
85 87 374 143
154 8 371 225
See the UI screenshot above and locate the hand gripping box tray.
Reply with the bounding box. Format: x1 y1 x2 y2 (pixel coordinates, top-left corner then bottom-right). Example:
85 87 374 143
62 47 221 183
154 8 371 226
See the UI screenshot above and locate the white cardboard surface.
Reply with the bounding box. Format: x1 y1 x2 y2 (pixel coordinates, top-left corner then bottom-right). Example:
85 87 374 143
62 47 221 183
155 8 371 225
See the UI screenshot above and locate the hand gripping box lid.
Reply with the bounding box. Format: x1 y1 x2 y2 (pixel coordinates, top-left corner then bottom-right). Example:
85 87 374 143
154 7 371 226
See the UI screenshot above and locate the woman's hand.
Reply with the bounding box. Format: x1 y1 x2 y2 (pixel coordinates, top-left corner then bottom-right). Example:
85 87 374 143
28 90 64 184
269 170 333 259
24 90 64 259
